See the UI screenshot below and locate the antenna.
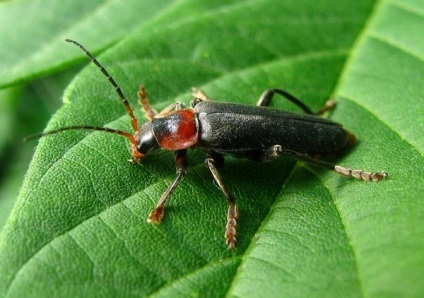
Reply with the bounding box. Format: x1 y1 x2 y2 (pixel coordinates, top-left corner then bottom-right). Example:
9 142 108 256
24 126 134 142
25 40 139 147
65 39 139 132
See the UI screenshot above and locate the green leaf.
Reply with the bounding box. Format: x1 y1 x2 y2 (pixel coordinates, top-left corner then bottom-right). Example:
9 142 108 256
0 67 80 232
0 0 174 88
0 88 18 155
0 89 21 231
1 0 423 297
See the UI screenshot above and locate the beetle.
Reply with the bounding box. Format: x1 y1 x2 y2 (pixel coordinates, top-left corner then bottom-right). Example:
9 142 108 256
28 39 388 249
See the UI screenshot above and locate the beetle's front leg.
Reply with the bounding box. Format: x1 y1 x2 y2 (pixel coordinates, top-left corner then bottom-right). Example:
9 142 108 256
147 149 188 223
204 155 238 249
138 85 158 120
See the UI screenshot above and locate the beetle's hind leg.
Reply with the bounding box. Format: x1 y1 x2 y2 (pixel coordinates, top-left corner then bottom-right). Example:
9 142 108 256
279 148 388 182
249 145 283 162
204 155 238 249
250 145 387 181
257 88 336 115
313 99 336 116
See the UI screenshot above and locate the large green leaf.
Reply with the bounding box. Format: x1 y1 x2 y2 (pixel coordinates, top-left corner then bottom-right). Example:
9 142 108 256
1 0 423 297
0 0 173 88
0 67 80 233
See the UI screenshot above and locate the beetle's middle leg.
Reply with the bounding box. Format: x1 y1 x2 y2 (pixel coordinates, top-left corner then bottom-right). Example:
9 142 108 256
148 149 188 223
204 155 238 249
257 88 335 115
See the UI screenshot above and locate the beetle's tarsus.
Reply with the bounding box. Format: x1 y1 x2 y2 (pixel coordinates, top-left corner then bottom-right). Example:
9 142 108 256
147 206 165 223
334 165 388 182
205 156 239 249
225 203 238 249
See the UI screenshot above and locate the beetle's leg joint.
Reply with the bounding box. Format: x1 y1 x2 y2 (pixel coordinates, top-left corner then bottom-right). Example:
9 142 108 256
190 98 203 108
256 89 274 107
314 98 336 115
250 145 283 162
191 87 210 101
263 145 282 161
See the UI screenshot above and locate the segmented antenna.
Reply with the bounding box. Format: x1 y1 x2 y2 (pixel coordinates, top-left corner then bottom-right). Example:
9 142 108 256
24 126 134 142
65 39 139 132
24 40 141 147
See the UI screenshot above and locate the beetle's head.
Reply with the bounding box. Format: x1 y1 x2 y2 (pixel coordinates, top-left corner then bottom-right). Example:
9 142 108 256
131 121 159 161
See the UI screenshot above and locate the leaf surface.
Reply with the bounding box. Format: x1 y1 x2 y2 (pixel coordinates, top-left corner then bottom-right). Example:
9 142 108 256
0 0 173 87
1 0 423 297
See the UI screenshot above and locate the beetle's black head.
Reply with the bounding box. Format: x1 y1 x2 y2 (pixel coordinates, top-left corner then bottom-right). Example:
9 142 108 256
135 121 159 156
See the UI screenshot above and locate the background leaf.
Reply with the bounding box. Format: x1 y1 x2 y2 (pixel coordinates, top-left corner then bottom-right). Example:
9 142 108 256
0 0 173 88
1 0 423 297
0 68 81 232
